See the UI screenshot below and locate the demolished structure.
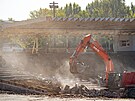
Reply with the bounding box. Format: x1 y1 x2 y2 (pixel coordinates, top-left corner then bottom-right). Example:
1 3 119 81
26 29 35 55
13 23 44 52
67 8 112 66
0 17 135 98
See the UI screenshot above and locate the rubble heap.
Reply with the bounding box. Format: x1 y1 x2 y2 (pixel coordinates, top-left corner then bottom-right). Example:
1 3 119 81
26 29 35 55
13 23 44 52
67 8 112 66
0 79 125 98
61 84 123 98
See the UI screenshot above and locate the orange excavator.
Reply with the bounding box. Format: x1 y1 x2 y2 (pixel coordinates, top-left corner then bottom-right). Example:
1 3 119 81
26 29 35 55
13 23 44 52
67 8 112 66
69 34 135 97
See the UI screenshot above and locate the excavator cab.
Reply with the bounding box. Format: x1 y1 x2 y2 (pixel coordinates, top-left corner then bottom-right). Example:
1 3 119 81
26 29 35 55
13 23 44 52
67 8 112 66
97 73 122 89
108 73 122 89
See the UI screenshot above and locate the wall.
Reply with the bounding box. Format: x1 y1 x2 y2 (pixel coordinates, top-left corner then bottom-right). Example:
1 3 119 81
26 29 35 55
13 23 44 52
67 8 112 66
113 34 135 52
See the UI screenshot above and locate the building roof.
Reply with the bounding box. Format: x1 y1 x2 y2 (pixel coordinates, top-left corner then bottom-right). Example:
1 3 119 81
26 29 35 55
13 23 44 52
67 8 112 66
0 17 135 35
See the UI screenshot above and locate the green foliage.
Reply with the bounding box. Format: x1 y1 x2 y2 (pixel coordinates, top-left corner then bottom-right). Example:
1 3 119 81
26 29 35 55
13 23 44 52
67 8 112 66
56 8 65 17
29 8 52 19
29 1 135 19
8 18 14 21
0 19 3 22
86 0 129 18
64 2 81 17
77 10 89 18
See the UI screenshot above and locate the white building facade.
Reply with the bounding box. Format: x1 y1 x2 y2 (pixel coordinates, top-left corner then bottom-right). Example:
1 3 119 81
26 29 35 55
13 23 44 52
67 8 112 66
113 34 135 52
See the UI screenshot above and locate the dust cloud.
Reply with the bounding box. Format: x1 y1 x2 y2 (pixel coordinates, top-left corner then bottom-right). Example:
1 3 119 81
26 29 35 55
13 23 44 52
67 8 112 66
1 52 135 88
0 52 80 87
54 60 80 87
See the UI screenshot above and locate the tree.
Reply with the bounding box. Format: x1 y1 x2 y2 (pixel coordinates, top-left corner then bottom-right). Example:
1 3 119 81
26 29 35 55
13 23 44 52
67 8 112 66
78 10 89 18
29 1 134 19
86 0 129 18
56 7 65 17
29 8 52 19
0 19 3 22
65 4 69 17
130 2 135 17
64 2 81 17
8 18 14 21
69 3 73 16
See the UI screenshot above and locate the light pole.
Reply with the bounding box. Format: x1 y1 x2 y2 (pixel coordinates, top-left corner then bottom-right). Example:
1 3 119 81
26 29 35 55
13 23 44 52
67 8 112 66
49 1 58 17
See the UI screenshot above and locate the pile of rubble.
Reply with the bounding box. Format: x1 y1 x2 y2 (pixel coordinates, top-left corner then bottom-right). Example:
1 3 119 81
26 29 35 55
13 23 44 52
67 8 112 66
0 79 124 98
60 84 124 98
0 79 61 95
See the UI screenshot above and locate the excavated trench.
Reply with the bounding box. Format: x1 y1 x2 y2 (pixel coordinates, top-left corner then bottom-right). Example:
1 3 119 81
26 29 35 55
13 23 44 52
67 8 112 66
0 52 135 98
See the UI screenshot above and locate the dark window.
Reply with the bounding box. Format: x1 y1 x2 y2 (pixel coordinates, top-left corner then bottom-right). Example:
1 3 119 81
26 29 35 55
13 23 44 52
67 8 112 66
119 40 130 47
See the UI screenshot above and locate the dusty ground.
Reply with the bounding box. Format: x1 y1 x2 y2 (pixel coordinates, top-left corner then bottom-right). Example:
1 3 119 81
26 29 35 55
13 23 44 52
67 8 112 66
0 94 134 101
0 52 135 99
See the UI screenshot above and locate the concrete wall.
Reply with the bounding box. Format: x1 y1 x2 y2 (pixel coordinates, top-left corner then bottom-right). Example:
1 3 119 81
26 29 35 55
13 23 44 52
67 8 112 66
113 34 135 52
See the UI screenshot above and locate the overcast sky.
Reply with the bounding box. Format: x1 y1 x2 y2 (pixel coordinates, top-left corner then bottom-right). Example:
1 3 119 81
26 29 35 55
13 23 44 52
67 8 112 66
0 0 135 21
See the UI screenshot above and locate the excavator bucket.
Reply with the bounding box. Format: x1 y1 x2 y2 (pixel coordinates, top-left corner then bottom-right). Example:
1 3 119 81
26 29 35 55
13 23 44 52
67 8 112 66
70 64 78 74
69 59 87 74
69 59 78 74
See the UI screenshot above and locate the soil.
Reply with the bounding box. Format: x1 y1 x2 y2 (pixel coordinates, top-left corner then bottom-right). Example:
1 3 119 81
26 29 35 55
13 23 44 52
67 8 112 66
0 52 135 98
0 94 134 101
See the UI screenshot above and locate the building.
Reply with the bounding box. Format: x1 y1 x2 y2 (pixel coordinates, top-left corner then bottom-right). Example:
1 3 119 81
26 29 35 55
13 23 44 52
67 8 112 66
0 17 135 52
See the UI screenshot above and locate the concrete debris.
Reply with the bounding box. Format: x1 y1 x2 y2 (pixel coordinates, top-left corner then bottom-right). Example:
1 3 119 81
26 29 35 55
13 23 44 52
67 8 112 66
0 81 46 95
53 86 61 94
0 79 61 95
62 85 70 94
70 84 79 94
0 78 124 98
61 84 123 98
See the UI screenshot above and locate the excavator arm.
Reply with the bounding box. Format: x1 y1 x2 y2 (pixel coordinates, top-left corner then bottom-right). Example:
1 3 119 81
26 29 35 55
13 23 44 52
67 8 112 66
69 34 91 74
69 34 114 85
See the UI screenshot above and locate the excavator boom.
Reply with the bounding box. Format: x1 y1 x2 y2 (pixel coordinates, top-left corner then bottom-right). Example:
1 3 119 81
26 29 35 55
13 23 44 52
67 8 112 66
69 35 91 74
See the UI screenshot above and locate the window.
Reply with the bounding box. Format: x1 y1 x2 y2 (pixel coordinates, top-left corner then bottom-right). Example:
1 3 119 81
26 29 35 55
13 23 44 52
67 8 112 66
119 40 130 47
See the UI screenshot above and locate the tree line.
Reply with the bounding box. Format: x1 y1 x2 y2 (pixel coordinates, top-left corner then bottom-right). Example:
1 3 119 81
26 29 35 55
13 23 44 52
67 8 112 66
29 0 135 19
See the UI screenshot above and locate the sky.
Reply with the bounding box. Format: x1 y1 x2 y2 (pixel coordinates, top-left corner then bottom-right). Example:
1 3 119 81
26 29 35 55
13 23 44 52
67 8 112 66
0 0 135 21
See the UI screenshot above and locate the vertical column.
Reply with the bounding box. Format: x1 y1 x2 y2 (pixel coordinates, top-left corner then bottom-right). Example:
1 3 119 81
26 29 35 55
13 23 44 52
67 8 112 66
66 35 70 53
35 37 38 53
32 35 39 54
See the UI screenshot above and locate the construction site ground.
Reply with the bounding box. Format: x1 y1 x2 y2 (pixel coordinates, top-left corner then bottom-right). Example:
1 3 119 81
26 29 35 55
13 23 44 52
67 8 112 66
0 51 135 100
0 94 135 101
